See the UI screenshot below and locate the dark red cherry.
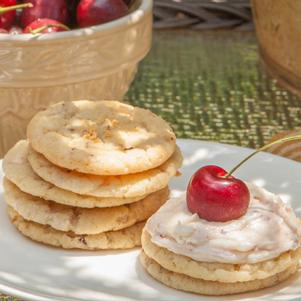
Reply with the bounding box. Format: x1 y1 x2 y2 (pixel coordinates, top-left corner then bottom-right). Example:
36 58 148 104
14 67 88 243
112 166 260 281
0 0 32 30
77 0 128 28
187 165 250 222
20 0 69 28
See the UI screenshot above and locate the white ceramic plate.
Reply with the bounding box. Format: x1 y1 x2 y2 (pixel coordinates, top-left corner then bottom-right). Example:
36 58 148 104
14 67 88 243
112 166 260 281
0 139 300 301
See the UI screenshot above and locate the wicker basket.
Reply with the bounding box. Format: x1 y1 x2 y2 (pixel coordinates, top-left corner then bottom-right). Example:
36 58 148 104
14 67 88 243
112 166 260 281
153 0 252 30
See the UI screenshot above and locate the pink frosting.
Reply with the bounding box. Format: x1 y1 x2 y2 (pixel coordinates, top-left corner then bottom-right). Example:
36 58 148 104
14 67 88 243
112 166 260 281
146 183 301 264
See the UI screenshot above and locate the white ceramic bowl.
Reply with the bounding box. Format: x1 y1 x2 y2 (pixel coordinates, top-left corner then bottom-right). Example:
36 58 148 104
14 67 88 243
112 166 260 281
0 0 153 157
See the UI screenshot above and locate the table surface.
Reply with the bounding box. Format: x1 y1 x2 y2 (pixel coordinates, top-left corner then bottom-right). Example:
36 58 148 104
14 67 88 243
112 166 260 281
127 31 301 148
2 30 301 301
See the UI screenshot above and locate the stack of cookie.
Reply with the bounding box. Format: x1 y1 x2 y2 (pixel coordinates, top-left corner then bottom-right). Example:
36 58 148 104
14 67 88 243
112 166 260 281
3 100 182 250
140 186 301 295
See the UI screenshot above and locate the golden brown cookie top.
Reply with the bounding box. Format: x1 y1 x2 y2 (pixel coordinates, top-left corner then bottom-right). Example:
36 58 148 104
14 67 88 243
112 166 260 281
27 100 176 175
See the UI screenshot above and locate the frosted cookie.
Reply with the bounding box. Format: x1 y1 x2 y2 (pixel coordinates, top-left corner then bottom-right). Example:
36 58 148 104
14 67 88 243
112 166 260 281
142 230 301 283
27 100 176 175
8 207 145 250
3 140 148 208
141 182 301 295
4 178 169 235
27 144 182 198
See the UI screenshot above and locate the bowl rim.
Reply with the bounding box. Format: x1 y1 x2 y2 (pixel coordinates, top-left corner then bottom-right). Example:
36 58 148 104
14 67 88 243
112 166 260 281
0 0 152 42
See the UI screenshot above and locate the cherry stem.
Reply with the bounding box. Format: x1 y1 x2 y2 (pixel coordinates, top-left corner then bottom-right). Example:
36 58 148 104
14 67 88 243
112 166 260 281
225 134 301 178
29 23 70 34
0 3 33 14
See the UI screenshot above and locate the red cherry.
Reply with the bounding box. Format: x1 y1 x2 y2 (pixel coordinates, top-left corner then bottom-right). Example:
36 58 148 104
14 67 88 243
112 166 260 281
77 0 128 28
187 165 250 222
0 27 8 33
0 0 15 30
20 0 69 28
0 0 32 30
24 18 69 34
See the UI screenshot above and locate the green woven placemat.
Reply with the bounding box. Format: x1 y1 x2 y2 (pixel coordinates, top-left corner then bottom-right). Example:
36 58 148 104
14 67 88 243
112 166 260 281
2 30 301 301
127 31 301 149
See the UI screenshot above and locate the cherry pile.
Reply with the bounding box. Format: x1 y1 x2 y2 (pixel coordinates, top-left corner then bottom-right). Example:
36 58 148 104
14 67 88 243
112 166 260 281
0 0 130 34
